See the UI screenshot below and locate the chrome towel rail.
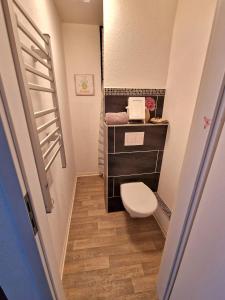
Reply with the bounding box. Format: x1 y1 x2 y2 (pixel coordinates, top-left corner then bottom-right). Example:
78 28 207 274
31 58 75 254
37 117 58 133
25 64 53 81
21 44 51 69
45 145 62 172
2 0 67 213
28 83 55 93
40 127 60 147
43 136 60 160
34 108 57 118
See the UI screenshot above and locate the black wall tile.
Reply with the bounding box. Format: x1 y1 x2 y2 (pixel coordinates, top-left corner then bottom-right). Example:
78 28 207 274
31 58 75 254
105 96 128 113
150 110 156 119
113 173 160 196
108 127 114 153
115 125 168 152
108 196 125 212
108 178 114 197
108 151 158 176
156 96 164 118
156 151 164 173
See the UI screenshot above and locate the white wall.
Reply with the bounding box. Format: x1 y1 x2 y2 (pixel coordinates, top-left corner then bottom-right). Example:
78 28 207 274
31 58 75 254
18 0 76 270
62 23 102 176
104 0 178 88
157 0 217 231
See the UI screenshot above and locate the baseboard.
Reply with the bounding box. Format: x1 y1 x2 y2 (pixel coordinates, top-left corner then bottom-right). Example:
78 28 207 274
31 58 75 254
59 176 77 279
77 172 101 177
154 214 166 238
153 207 170 238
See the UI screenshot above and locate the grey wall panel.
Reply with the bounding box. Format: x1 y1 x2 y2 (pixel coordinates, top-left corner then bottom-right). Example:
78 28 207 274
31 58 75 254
108 196 124 212
156 150 164 173
115 125 168 153
156 96 164 118
108 151 158 176
108 178 114 197
105 96 128 113
108 127 114 153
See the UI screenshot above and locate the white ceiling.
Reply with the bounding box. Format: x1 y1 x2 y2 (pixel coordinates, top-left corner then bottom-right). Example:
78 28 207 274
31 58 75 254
54 0 103 25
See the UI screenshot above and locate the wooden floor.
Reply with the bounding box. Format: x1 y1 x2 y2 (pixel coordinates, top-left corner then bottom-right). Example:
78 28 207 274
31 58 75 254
63 176 165 300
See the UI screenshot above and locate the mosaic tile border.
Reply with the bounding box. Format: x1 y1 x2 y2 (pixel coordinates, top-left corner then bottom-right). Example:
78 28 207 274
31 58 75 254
105 88 166 96
155 193 171 219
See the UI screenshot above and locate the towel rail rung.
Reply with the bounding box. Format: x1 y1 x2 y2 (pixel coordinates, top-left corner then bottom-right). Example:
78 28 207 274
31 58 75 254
17 20 49 57
40 127 60 147
34 107 57 118
28 83 55 93
45 145 62 172
43 136 60 159
37 117 58 133
21 44 51 69
25 64 53 81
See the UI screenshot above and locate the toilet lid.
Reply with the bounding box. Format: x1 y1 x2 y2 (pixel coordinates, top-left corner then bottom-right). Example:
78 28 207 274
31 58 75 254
120 182 158 214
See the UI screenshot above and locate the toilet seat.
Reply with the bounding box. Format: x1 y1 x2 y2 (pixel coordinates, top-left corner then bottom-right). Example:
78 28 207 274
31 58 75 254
120 182 158 218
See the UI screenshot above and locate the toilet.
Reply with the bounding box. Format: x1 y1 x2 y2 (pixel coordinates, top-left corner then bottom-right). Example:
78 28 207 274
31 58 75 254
120 182 158 218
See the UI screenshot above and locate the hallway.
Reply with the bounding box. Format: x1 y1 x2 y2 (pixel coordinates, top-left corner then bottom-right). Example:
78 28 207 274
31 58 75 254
63 176 165 299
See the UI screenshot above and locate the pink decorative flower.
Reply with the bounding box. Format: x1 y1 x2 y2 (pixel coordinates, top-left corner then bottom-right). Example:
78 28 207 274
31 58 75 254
145 97 156 111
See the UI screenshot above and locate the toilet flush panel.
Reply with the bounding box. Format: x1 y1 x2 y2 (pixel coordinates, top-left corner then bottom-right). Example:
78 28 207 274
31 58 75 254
124 132 144 146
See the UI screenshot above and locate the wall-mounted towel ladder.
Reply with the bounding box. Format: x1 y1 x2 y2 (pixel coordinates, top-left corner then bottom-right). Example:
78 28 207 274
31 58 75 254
2 0 66 213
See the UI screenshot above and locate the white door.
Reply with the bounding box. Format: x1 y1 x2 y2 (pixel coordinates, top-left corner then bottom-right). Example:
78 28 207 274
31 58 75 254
170 120 225 300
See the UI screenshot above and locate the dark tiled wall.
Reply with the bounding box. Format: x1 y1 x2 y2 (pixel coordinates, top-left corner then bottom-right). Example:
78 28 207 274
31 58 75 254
114 125 168 152
105 88 165 118
107 124 168 212
104 88 168 213
109 151 158 176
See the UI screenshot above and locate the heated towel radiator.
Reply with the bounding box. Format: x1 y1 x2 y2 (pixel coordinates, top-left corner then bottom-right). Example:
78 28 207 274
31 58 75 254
2 0 66 213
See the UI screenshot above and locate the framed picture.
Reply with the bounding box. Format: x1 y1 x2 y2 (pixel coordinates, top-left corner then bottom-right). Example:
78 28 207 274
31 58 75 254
75 74 95 96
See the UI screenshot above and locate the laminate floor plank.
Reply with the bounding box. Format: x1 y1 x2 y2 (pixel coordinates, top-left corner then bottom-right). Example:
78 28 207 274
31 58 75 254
65 278 134 300
64 256 109 274
63 176 165 299
63 264 144 289
132 275 156 293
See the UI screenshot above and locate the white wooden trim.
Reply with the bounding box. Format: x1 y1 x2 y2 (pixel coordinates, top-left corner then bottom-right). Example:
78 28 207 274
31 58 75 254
60 176 77 278
77 172 101 177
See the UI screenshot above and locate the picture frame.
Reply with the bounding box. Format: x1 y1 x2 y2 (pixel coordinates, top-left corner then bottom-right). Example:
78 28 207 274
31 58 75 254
74 74 95 96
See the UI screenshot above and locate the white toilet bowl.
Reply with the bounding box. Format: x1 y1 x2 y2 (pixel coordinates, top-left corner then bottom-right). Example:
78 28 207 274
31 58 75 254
120 182 158 218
